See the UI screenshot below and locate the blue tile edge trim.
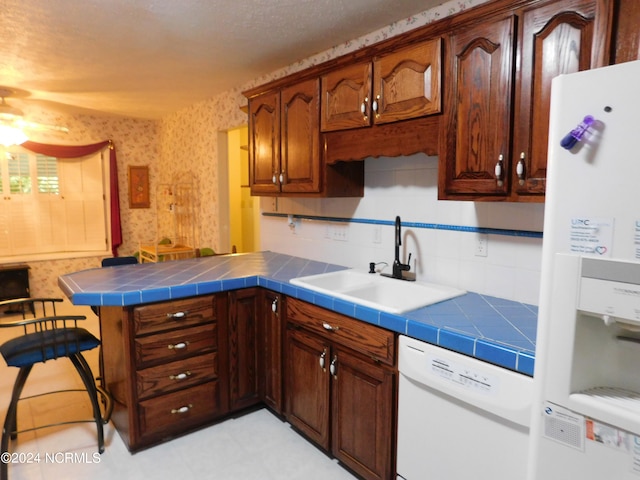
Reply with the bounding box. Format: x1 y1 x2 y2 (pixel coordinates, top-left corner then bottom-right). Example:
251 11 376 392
262 213 543 239
282 283 534 377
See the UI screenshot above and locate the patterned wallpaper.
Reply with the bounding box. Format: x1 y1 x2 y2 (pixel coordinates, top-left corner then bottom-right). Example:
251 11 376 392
19 0 486 298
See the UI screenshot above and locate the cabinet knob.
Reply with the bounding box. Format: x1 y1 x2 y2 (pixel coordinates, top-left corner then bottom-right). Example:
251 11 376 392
322 322 339 332
168 341 189 350
372 94 380 118
166 311 187 319
271 297 278 313
170 404 193 415
516 152 526 185
169 371 192 381
319 349 327 370
279 171 285 185
361 97 369 120
272 174 277 185
330 355 338 377
495 154 504 187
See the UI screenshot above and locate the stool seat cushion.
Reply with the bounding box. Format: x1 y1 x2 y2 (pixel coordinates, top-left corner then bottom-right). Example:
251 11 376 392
0 328 99 367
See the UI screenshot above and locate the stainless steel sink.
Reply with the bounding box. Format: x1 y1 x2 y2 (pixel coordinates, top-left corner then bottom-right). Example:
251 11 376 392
290 269 465 314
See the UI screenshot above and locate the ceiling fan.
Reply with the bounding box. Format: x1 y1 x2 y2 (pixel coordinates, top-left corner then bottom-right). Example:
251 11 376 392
0 87 69 147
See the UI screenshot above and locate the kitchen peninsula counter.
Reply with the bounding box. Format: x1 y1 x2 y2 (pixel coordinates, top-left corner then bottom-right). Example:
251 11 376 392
59 251 536 376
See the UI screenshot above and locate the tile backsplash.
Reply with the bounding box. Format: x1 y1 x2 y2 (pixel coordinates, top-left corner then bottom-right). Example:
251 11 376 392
260 154 544 306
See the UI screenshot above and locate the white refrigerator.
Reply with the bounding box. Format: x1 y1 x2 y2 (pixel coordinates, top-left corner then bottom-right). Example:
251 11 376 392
529 59 640 479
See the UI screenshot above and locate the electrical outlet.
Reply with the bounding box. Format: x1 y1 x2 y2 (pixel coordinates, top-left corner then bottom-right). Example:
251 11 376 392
373 225 382 244
475 234 488 257
331 223 349 242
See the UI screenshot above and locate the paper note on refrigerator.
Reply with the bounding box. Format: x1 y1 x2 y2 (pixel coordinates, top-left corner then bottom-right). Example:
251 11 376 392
569 217 613 257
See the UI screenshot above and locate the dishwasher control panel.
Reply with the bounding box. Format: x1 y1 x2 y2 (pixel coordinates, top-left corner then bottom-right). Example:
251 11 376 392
428 354 499 396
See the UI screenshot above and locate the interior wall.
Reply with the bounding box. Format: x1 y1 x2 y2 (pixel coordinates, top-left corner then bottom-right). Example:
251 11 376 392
260 155 544 306
158 95 247 252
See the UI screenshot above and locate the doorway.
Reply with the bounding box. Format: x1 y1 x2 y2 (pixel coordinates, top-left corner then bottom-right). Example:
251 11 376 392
224 126 260 253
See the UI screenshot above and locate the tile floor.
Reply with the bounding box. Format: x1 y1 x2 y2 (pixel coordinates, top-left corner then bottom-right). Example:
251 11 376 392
0 300 357 480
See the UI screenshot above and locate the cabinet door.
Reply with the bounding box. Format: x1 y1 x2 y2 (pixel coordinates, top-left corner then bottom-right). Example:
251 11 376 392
248 90 281 195
331 346 395 480
228 288 260 411
284 326 330 450
280 78 321 193
373 38 442 124
259 290 283 414
321 62 373 132
439 15 515 199
511 0 613 198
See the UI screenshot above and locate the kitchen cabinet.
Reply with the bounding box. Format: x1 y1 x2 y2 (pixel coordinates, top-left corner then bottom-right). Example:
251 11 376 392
248 78 321 195
285 298 396 480
438 0 613 201
258 290 284 414
320 38 441 131
228 288 260 411
247 78 363 197
100 294 230 451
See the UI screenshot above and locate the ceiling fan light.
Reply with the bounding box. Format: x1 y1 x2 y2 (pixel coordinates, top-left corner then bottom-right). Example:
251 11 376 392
0 124 28 147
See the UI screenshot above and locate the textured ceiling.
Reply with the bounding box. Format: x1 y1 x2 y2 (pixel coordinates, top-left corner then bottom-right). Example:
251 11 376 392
0 0 444 119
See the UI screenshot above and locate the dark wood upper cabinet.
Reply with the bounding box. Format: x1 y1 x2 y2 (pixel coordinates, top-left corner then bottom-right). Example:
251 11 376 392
245 0 637 201
280 79 322 194
512 0 613 198
248 90 280 195
439 0 614 201
440 14 516 198
320 39 441 132
248 80 321 195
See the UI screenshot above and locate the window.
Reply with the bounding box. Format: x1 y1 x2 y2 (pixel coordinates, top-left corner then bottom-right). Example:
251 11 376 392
0 146 108 259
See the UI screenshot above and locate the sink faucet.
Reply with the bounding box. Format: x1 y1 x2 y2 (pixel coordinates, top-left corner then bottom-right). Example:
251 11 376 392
391 216 412 280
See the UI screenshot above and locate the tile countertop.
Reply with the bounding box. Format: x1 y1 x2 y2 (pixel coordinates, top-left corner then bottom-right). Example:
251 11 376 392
58 251 537 376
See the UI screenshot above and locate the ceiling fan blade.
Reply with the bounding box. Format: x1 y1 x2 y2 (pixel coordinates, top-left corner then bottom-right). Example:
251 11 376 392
14 118 69 133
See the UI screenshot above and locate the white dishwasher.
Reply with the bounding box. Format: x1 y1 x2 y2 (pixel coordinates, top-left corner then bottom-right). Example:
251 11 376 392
397 335 533 480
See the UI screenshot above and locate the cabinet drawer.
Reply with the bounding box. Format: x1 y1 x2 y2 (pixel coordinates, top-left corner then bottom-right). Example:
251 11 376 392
136 352 218 400
133 295 217 336
286 298 395 366
135 322 217 368
138 381 220 440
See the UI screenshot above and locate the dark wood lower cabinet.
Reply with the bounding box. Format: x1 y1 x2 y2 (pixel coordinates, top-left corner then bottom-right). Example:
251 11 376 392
259 290 284 414
100 294 229 451
100 290 396 479
285 298 396 480
228 288 260 411
332 345 394 480
285 327 331 449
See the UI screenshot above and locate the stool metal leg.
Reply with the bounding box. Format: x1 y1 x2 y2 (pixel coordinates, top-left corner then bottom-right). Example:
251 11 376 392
1 365 33 480
69 354 105 454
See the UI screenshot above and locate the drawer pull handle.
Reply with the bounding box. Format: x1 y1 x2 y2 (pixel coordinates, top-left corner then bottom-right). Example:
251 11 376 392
169 371 192 381
322 322 339 332
168 341 190 350
171 404 193 415
167 311 188 319
319 349 327 370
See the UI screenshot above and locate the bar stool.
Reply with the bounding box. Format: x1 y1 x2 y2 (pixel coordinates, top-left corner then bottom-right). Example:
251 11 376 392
0 298 112 480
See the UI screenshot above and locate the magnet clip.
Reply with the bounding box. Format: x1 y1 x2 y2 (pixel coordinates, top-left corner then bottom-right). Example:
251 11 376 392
560 115 595 150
